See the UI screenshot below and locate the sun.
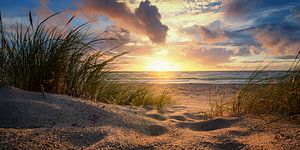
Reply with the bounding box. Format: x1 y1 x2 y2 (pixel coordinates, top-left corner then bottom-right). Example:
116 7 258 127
145 58 181 72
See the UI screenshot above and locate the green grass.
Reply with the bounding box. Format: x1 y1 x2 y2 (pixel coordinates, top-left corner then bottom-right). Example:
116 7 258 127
209 53 300 118
0 11 171 108
95 83 172 107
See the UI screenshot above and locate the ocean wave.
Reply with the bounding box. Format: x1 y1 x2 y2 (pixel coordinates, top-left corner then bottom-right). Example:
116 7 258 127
110 71 288 84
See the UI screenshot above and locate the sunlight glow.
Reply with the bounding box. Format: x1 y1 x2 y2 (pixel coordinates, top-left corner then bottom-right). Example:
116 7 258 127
145 58 182 72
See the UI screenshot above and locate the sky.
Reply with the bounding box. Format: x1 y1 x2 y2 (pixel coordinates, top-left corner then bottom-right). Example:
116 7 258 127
1 0 300 71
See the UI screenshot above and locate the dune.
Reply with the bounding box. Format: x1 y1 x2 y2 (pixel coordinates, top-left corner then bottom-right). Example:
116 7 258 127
0 86 299 149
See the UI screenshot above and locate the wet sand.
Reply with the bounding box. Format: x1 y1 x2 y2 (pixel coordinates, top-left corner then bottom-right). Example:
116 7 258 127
0 85 299 149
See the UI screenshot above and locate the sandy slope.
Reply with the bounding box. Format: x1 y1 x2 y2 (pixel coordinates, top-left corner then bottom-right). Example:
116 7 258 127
0 86 299 149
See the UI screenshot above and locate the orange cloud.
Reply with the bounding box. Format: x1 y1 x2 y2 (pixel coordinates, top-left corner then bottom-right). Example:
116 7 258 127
254 28 300 56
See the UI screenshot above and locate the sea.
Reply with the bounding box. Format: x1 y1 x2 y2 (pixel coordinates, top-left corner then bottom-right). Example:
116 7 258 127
110 71 289 84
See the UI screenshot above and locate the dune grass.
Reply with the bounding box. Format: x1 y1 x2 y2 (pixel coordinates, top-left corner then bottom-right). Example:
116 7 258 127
95 83 171 107
209 53 300 118
0 12 171 107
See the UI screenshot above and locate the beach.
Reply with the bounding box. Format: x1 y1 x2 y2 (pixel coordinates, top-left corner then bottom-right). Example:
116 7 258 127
1 85 299 149
1 0 300 148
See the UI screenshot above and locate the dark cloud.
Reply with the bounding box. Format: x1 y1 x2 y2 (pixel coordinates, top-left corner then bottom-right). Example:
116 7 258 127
77 0 168 44
77 0 139 27
224 0 260 18
135 0 169 43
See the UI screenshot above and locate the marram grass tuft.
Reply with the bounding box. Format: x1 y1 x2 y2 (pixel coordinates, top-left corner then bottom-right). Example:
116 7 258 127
209 52 300 118
0 12 171 108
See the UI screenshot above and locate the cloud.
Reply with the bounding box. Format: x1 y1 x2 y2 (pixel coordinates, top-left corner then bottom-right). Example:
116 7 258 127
291 8 300 24
248 45 261 55
36 0 51 18
102 26 131 42
197 25 227 44
77 0 168 43
36 0 68 23
128 0 137 4
200 21 228 44
178 0 223 15
135 0 169 43
185 47 233 65
179 21 228 44
97 26 131 50
253 27 300 56
197 48 233 65
276 55 298 60
224 0 260 18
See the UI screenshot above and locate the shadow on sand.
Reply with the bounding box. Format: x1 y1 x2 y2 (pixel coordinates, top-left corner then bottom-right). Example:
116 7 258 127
176 118 241 131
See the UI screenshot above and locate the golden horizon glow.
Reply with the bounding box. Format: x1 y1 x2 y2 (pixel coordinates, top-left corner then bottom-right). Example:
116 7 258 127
144 57 182 72
125 47 208 72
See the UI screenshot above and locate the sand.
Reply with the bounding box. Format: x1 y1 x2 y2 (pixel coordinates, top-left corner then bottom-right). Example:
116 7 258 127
0 86 299 149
